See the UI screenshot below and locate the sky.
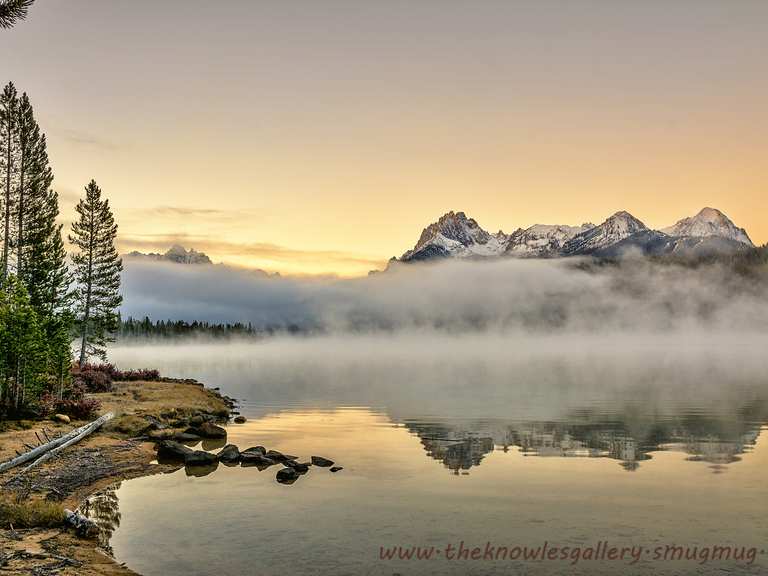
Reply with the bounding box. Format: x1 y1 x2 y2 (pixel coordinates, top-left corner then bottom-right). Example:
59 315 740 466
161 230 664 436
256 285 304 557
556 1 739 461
2 0 767 276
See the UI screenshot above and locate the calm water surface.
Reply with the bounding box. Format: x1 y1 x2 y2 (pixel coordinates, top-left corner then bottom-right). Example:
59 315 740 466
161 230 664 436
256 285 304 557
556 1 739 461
90 335 768 575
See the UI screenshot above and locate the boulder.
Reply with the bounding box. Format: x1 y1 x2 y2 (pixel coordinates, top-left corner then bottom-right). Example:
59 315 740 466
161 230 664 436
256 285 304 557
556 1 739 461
197 422 227 439
266 450 298 462
52 414 70 424
311 456 334 468
189 415 205 426
217 444 241 463
174 432 201 442
185 450 218 467
156 440 193 462
233 416 247 424
241 446 266 456
291 462 310 474
276 467 299 484
240 453 276 468
330 466 343 473
185 461 219 477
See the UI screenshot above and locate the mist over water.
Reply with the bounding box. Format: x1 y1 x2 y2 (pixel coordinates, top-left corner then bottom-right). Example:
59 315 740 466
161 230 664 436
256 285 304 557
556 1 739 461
121 257 768 333
106 257 768 575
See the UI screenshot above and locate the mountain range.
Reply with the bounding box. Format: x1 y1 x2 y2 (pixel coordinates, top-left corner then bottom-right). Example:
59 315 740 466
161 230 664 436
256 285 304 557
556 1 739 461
125 244 213 265
396 207 754 263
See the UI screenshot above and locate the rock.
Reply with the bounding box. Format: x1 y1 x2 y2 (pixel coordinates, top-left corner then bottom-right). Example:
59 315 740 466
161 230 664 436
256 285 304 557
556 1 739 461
241 446 266 456
156 440 193 462
185 461 218 477
185 450 218 467
201 437 226 451
240 452 276 468
51 414 70 424
233 416 247 424
330 466 343 473
266 450 298 462
197 422 227 439
189 415 205 426
311 456 334 467
217 444 240 463
276 467 299 484
292 462 310 474
174 432 201 443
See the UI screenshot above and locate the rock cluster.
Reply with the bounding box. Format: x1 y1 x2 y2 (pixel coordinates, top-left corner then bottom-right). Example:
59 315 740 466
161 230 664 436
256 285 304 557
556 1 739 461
153 436 340 485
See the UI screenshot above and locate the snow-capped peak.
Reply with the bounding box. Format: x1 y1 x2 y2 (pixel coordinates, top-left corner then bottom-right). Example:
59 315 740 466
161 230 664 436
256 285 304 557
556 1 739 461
561 211 647 255
401 211 506 261
661 207 753 246
505 223 595 257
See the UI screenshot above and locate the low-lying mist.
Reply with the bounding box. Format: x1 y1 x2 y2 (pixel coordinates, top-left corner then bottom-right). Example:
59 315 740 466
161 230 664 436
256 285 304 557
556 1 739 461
121 257 768 334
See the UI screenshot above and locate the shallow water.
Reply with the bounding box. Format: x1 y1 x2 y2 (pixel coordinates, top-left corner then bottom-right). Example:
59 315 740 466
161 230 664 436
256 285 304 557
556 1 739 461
95 335 768 575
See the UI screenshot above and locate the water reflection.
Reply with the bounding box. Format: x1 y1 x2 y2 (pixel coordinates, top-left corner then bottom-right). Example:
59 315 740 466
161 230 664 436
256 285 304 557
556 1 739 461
80 484 122 555
405 411 764 474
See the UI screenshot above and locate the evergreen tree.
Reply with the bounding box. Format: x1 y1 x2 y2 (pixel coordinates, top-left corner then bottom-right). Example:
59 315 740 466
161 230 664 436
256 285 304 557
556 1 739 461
0 0 34 29
0 82 18 283
0 275 45 413
69 180 123 366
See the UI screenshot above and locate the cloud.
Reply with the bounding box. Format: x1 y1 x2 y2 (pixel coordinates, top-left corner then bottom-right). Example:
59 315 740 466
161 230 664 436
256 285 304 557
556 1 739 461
59 129 122 152
118 234 386 270
120 257 768 334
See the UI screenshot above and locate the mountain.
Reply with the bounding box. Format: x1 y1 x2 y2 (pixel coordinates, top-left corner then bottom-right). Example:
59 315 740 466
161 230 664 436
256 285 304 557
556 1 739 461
400 211 507 261
561 211 648 255
506 223 595 258
662 207 753 247
395 207 755 264
126 245 212 265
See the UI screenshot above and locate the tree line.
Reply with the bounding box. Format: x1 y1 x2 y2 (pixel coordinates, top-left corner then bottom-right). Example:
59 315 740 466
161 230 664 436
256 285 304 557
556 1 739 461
0 81 122 417
119 317 260 340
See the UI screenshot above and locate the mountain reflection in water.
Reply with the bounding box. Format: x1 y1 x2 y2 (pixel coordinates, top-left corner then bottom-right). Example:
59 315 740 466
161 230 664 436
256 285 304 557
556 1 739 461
98 339 768 576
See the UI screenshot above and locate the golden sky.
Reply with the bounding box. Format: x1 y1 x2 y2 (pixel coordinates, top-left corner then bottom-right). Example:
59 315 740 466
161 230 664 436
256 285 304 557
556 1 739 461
2 1 767 276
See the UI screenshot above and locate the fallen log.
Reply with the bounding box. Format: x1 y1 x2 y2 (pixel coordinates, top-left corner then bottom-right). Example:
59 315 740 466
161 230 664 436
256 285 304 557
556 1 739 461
63 509 100 539
0 412 114 475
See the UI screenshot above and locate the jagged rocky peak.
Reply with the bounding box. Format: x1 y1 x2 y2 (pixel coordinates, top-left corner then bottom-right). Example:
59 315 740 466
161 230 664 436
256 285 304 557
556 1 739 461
662 207 753 246
561 211 648 255
413 211 492 251
505 223 595 257
126 245 213 265
401 211 507 261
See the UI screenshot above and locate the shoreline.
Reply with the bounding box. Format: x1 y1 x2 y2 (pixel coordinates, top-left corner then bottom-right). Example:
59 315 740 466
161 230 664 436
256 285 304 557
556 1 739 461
0 378 233 575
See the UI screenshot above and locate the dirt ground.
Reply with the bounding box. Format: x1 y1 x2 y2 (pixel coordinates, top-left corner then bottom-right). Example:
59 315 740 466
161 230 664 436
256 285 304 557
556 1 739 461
0 379 232 575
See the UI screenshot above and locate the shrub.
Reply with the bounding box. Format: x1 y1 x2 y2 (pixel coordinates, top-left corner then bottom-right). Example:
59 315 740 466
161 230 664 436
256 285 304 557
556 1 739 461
0 495 65 528
118 368 161 381
72 364 114 393
37 392 102 420
55 397 102 420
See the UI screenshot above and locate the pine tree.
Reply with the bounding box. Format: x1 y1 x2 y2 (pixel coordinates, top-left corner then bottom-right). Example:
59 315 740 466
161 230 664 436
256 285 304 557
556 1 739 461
69 180 123 366
0 0 34 29
0 82 18 283
0 275 45 412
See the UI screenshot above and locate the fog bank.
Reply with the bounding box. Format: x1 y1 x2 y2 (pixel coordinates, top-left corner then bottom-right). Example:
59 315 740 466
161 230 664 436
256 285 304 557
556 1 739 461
121 258 768 333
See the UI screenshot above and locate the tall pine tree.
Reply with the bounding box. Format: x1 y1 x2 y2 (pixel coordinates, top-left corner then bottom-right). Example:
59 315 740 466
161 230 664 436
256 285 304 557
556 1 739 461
69 180 123 366
0 0 35 29
0 82 18 283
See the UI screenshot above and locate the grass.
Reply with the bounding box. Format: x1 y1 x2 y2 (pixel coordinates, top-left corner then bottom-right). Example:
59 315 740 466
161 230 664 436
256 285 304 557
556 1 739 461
0 494 66 528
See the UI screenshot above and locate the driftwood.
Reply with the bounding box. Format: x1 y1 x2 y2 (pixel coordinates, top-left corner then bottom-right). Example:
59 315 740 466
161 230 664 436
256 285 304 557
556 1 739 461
0 412 114 475
63 509 100 538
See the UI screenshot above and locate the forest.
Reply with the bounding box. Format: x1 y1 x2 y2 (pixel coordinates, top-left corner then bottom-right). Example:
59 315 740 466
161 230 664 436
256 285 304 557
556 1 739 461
0 81 122 418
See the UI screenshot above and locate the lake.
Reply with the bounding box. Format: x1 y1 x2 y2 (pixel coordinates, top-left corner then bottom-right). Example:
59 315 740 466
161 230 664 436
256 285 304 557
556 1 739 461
93 333 768 575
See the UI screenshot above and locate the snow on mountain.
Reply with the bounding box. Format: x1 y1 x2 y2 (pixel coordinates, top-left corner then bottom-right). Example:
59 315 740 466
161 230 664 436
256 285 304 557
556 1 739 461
126 245 213 265
661 207 753 247
505 223 595 257
561 211 648 255
395 207 755 264
400 211 507 261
